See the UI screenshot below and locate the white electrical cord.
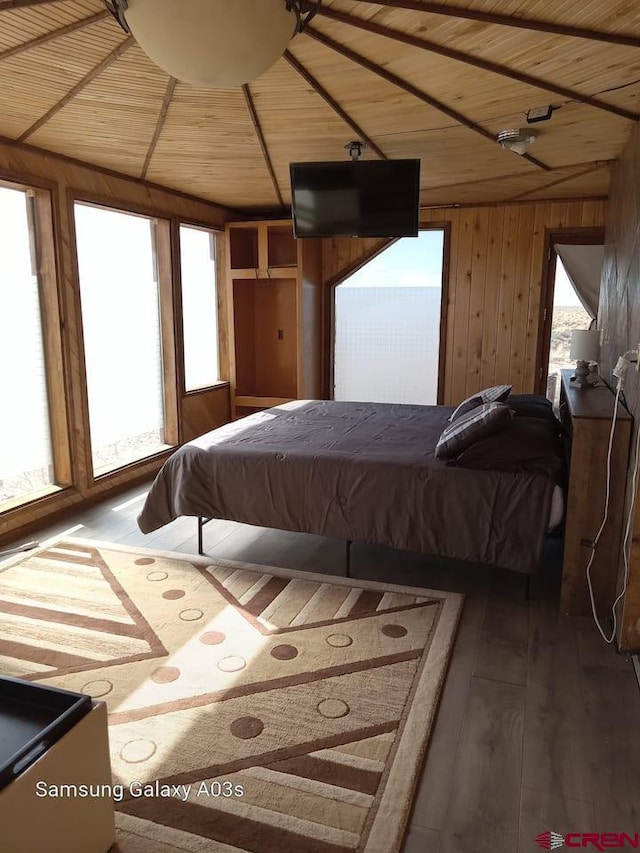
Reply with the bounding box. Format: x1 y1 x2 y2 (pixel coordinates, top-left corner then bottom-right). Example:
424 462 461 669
585 384 620 643
612 420 640 639
586 351 640 644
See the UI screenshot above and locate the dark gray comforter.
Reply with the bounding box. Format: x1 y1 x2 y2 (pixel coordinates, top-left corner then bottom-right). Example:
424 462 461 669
138 400 557 574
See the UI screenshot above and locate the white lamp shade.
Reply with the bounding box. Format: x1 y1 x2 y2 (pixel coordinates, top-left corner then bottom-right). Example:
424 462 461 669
124 0 298 88
570 329 601 362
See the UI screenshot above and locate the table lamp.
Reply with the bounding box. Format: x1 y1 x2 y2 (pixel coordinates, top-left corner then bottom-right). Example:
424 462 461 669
570 329 600 388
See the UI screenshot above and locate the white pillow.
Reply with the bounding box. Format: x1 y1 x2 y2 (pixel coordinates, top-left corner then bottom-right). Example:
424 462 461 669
448 384 512 422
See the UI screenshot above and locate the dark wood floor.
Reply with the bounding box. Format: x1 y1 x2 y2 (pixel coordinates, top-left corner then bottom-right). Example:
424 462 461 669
5 484 640 853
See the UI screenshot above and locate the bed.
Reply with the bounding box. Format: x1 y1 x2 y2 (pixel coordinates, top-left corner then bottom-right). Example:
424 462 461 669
138 396 566 576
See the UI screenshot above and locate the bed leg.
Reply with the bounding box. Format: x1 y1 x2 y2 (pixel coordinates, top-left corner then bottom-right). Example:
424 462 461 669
198 517 205 556
345 540 352 578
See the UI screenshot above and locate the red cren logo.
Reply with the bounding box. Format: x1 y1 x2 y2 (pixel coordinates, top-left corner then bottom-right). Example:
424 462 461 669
536 831 566 850
535 832 640 850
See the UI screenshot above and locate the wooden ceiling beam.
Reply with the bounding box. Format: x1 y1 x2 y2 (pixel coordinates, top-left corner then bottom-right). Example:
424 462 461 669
0 0 60 9
284 49 387 160
306 26 550 171
349 0 640 50
423 159 613 195
242 83 284 207
18 37 134 142
318 8 640 123
0 12 110 62
506 161 610 202
141 77 176 180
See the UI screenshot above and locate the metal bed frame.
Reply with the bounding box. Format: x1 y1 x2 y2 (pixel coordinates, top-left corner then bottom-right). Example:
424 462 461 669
197 516 353 577
196 517 537 595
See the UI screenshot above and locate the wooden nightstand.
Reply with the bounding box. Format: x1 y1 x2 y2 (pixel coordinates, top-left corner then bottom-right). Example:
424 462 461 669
559 370 632 618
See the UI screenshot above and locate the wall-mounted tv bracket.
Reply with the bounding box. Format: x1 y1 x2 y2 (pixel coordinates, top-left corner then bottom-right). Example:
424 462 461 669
345 141 366 161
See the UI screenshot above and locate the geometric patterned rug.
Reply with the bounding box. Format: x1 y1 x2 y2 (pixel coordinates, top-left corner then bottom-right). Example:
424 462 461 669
0 538 463 853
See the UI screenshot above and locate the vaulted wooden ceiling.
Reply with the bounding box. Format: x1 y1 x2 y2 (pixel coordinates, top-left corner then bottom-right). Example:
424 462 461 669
0 0 638 211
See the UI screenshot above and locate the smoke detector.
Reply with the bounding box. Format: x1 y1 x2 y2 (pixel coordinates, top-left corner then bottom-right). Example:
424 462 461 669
497 128 538 155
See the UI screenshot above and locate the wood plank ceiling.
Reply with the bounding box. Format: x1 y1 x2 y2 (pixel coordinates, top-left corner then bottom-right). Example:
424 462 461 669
0 0 638 211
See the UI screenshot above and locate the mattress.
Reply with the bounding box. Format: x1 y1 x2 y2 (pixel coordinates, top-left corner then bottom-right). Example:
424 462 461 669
139 399 562 575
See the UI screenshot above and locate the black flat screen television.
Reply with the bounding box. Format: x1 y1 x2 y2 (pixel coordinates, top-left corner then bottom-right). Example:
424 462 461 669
290 159 421 238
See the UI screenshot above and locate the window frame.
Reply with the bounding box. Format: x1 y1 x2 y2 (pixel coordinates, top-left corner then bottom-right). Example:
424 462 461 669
536 226 606 397
69 193 180 484
175 219 227 398
329 223 451 405
177 220 225 396
0 173 72 512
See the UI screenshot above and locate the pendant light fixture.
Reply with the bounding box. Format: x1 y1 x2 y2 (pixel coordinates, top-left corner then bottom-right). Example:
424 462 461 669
105 0 321 88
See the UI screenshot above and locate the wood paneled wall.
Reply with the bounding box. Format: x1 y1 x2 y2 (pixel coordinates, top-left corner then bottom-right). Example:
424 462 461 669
323 199 608 405
181 385 231 444
0 137 232 546
599 122 640 652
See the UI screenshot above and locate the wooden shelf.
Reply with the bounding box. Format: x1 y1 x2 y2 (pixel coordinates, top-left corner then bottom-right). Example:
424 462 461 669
267 224 297 267
235 396 294 408
226 220 323 418
230 267 299 280
229 225 259 270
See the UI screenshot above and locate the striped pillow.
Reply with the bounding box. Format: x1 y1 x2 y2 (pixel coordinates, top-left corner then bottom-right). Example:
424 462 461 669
448 384 512 422
436 402 513 459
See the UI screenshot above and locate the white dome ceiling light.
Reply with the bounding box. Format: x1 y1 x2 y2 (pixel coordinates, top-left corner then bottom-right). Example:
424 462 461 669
497 128 539 156
105 0 322 88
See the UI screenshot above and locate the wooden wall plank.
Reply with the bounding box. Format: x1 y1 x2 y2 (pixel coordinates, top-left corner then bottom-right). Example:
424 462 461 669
493 205 520 391
599 121 640 652
441 210 460 405
181 385 231 444
524 202 552 389
450 208 475 403
465 207 490 395
510 205 537 391
298 237 324 399
478 206 504 389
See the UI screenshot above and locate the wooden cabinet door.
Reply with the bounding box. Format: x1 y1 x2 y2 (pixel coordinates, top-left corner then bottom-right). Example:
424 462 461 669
255 277 298 398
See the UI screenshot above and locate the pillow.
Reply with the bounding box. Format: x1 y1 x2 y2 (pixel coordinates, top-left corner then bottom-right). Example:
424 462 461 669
447 416 567 485
435 402 513 459
507 394 557 422
507 394 568 436
448 384 512 422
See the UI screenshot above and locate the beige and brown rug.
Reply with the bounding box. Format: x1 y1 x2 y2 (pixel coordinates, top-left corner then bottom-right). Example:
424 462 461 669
0 538 463 853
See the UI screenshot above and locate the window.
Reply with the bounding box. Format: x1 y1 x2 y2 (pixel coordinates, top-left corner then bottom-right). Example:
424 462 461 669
180 225 220 391
545 242 603 407
334 230 446 405
74 203 172 475
0 185 56 506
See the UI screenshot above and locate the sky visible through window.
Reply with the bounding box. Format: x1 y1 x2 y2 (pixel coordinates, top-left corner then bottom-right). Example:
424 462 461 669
340 230 445 289
554 258 585 307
